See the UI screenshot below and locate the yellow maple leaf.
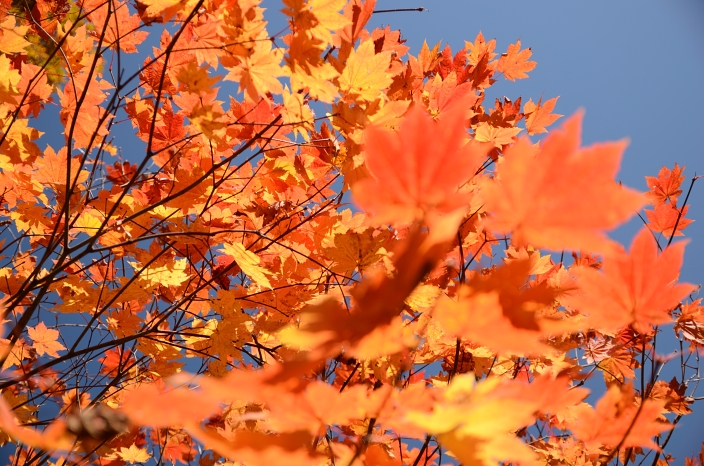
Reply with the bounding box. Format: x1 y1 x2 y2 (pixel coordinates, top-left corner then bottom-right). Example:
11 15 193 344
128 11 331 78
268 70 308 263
474 121 522 148
27 322 66 358
0 54 20 104
503 245 554 275
0 17 30 54
189 104 227 140
405 284 442 312
322 228 390 273
339 39 393 102
0 338 29 370
129 258 189 287
225 40 285 101
176 62 220 94
289 61 339 102
74 208 105 234
283 0 350 46
118 444 151 464
524 96 562 135
406 375 538 465
135 0 198 22
221 242 274 289
281 86 314 141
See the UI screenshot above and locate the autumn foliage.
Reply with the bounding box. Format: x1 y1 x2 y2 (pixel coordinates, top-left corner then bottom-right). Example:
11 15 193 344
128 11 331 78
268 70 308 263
0 0 702 465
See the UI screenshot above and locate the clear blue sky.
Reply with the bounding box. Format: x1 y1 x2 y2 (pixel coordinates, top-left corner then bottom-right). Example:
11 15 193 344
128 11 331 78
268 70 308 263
280 0 704 459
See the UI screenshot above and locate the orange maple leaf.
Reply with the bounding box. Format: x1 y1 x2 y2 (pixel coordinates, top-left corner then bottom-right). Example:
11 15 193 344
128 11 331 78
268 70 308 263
674 299 704 346
99 347 135 377
27 322 66 358
568 383 672 451
0 395 69 451
433 260 580 355
188 427 319 466
120 382 221 427
645 163 686 205
571 227 695 334
353 97 488 225
645 203 693 238
336 0 376 45
524 96 563 135
497 39 536 81
481 111 647 254
83 0 148 53
648 377 693 415
465 32 497 67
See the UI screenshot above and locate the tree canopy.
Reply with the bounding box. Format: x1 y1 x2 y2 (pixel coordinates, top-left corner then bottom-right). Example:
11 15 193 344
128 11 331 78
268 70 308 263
0 0 701 465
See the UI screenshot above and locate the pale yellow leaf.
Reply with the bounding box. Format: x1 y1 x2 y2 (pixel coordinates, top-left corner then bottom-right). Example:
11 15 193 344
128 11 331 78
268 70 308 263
221 243 274 289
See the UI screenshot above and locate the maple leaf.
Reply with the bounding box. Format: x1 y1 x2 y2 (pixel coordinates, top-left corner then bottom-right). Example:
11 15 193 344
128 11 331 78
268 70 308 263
129 258 189 288
0 394 69 452
503 245 554 275
33 145 89 190
648 377 693 415
280 86 315 141
82 0 148 53
497 39 536 81
182 14 223 67
474 121 522 147
221 242 274 289
27 322 66 358
410 39 442 77
595 342 637 384
0 17 31 54
225 39 285 101
646 164 686 205
118 444 151 464
176 62 220 94
465 32 497 67
99 347 135 377
188 426 320 466
645 202 693 238
0 54 21 104
353 95 488 225
407 375 585 466
433 260 580 355
571 227 696 334
283 0 350 46
284 30 341 102
163 435 196 464
524 96 563 135
57 70 113 149
481 111 647 254
121 381 222 428
336 0 376 45
675 299 704 346
568 383 672 450
276 221 457 379
0 338 30 370
133 0 198 22
339 39 393 102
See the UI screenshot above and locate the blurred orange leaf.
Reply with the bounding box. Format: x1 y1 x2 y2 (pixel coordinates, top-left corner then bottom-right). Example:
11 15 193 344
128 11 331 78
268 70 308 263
482 111 647 254
572 227 695 334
